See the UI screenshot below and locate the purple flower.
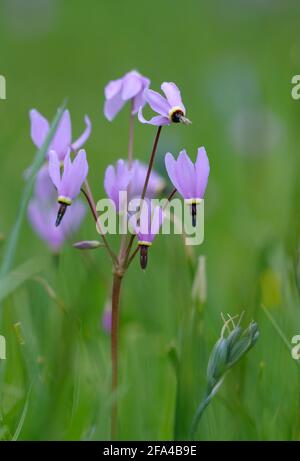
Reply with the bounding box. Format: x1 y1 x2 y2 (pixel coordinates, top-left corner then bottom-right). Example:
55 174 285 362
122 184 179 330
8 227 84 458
28 198 86 252
165 147 210 226
30 109 91 160
104 160 133 211
104 159 164 211
138 82 191 126
129 160 164 198
48 149 89 226
34 163 55 200
133 201 164 269
104 70 150 121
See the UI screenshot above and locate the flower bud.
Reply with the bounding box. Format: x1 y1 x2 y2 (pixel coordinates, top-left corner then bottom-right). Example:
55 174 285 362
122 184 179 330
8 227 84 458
227 322 259 368
73 240 102 250
207 337 228 389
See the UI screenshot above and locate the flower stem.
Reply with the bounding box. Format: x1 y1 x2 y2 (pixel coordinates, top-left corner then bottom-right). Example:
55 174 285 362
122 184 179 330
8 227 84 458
190 391 212 440
141 126 162 201
81 182 118 264
124 126 163 263
128 101 134 167
111 271 123 440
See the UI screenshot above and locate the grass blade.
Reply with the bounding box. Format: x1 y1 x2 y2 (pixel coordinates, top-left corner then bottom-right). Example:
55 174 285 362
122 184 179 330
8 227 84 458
0 259 43 303
0 102 66 277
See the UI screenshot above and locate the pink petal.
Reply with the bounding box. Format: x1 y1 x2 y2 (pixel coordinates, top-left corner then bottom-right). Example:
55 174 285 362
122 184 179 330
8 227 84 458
105 78 122 100
176 150 196 198
51 110 72 159
161 82 185 112
144 89 170 116
165 152 183 194
71 115 92 151
48 150 61 190
122 73 143 100
138 107 170 126
30 109 50 149
104 93 126 121
195 147 210 198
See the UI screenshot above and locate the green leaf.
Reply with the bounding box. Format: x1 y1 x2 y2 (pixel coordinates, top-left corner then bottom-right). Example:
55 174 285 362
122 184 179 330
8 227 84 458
0 102 66 278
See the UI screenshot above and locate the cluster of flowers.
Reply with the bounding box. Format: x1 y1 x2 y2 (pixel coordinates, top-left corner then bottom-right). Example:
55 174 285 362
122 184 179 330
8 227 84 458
28 70 210 266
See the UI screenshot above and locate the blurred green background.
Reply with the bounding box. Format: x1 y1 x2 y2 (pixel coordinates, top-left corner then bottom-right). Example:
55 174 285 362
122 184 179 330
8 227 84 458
1 0 300 441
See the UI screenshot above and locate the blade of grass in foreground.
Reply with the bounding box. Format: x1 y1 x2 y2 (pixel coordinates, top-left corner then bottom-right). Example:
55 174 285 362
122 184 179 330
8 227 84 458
11 384 32 441
0 259 43 303
261 303 300 369
0 102 66 278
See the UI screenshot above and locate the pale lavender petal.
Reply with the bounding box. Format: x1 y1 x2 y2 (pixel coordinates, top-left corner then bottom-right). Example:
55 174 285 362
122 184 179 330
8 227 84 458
71 115 92 151
104 93 126 121
105 78 122 100
104 164 116 199
176 150 196 198
104 160 133 211
150 206 164 238
61 200 86 233
161 82 185 112
48 150 61 190
129 161 164 199
35 163 55 200
61 149 89 199
165 152 184 194
138 201 163 243
28 198 85 251
132 91 146 114
138 108 170 126
30 109 50 149
117 159 132 191
132 77 150 114
28 199 65 251
122 72 142 100
195 147 210 198
51 110 72 159
144 89 170 116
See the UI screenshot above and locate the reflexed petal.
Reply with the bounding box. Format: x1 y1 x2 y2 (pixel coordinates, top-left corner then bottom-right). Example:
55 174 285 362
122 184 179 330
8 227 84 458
195 147 210 198
132 91 146 114
150 206 164 237
61 200 86 233
28 198 85 251
71 115 92 151
48 150 61 189
105 78 122 100
51 110 72 159
138 107 170 126
129 160 164 199
30 109 50 149
35 164 55 200
144 89 170 115
104 93 126 121
165 152 183 194
176 150 196 198
63 149 89 199
161 82 185 112
132 76 150 114
122 73 143 100
104 164 116 198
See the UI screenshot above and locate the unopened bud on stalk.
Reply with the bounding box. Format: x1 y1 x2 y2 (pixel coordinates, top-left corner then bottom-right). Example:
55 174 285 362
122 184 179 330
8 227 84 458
73 240 102 250
191 313 259 439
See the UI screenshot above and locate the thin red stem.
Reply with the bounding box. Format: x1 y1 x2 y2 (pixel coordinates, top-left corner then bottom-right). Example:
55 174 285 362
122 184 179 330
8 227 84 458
124 126 163 264
111 272 123 440
81 184 117 264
